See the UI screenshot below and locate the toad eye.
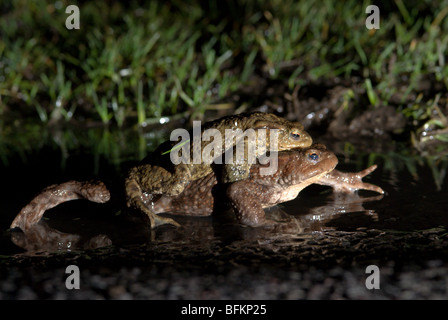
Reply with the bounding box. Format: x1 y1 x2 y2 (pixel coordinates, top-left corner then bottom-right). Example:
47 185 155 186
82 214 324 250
290 131 301 140
308 152 319 161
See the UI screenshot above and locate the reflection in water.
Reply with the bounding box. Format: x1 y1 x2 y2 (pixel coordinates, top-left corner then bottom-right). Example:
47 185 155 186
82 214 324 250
10 192 383 255
294 192 384 232
10 220 112 255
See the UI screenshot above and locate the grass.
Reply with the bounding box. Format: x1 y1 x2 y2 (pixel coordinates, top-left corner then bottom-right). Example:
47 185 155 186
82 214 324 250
0 0 447 161
2 1 258 126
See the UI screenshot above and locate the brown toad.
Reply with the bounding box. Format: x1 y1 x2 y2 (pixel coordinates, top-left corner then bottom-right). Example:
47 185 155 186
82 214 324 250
125 112 313 227
152 144 384 226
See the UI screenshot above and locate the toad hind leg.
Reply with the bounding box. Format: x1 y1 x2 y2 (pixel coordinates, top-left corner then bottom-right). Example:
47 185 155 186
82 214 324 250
10 180 110 232
125 177 180 228
127 163 192 196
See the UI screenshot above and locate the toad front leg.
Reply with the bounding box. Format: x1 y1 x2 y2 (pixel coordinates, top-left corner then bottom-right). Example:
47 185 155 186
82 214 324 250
226 181 272 227
318 165 385 194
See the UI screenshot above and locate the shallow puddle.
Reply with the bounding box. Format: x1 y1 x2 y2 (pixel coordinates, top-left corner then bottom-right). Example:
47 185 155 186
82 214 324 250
1 125 447 257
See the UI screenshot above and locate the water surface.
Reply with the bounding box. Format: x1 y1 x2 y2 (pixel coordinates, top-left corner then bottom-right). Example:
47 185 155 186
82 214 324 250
1 125 447 257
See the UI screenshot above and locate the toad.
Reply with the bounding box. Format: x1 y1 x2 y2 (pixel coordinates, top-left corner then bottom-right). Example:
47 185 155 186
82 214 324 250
152 144 384 226
10 145 383 231
125 112 313 227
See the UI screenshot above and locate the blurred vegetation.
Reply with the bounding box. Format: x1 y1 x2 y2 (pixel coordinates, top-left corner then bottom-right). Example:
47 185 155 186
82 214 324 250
0 0 447 185
1 1 448 124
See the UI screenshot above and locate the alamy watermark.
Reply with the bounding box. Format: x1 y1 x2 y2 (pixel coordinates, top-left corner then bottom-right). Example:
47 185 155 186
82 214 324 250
62 3 381 176
168 121 279 176
366 5 380 29
65 265 80 289
64 5 380 31
65 5 80 30
365 265 380 289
